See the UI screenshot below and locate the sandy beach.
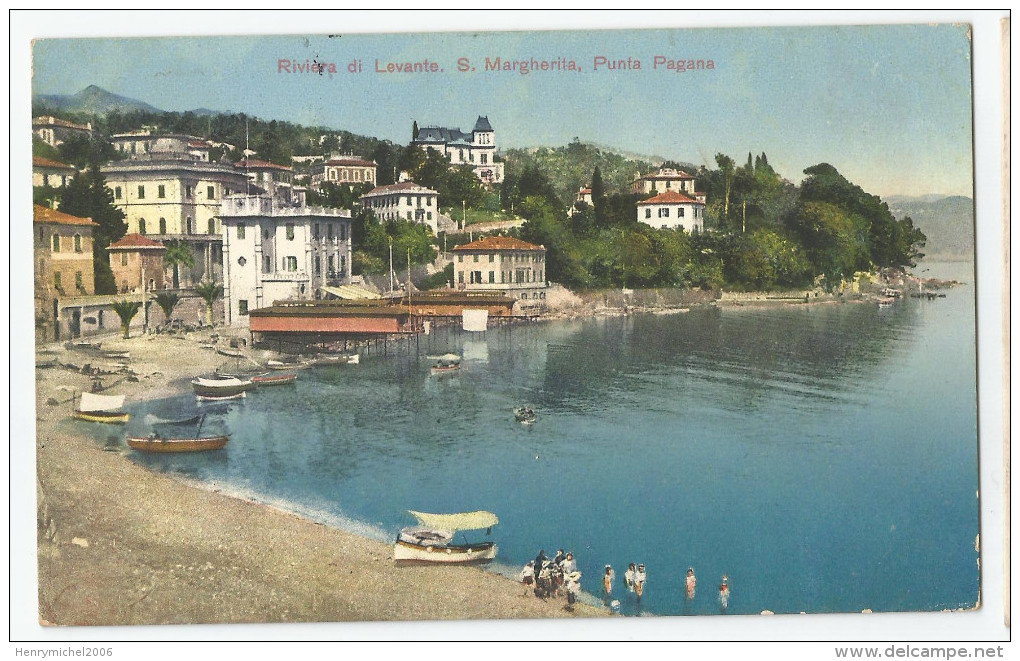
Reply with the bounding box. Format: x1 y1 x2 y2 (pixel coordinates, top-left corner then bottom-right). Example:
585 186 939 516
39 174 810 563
34 331 605 626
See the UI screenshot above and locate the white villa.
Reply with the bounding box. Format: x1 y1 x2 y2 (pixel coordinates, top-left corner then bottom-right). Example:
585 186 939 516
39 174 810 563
636 190 706 232
411 116 503 185
219 194 353 325
359 181 440 234
110 131 213 161
632 168 706 202
309 156 377 190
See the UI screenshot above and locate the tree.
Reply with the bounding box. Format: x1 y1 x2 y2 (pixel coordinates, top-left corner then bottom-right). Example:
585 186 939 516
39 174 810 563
194 281 222 326
715 153 736 222
163 240 195 289
153 291 180 323
590 166 608 229
57 163 127 295
111 300 142 339
412 121 419 141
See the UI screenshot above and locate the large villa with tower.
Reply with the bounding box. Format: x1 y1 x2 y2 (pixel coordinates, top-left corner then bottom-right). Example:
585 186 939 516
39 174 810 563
411 116 504 185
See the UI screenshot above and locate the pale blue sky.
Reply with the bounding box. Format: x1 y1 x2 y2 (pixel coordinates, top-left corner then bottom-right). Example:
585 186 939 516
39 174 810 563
32 24 973 197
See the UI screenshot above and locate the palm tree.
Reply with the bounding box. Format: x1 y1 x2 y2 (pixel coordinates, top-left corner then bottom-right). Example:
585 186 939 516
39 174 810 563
194 281 222 327
153 291 180 324
163 240 195 289
111 300 142 339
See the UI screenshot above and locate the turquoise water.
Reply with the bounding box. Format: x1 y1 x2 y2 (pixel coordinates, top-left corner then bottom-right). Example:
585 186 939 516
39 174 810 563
91 262 980 617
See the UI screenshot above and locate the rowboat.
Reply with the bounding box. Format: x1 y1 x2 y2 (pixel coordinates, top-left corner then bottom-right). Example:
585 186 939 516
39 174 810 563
197 391 247 402
514 407 537 424
252 372 297 386
216 348 246 358
144 413 202 427
127 434 229 453
430 353 461 376
266 359 312 371
73 392 129 424
191 374 252 397
393 510 498 564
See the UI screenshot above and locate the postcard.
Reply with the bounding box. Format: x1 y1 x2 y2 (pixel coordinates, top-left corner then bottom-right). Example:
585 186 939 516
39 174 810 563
13 9 1009 647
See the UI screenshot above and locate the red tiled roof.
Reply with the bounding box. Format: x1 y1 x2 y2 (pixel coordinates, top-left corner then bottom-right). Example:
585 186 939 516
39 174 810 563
108 233 165 250
33 204 96 226
235 159 292 171
33 156 75 170
361 181 437 197
453 236 545 252
636 191 703 205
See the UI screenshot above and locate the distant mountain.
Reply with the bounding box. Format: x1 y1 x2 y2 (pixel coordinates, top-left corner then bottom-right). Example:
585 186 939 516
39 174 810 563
33 85 163 115
885 195 974 259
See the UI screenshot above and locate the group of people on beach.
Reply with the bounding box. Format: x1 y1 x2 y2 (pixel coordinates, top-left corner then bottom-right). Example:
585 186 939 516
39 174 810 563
518 549 582 609
520 556 732 613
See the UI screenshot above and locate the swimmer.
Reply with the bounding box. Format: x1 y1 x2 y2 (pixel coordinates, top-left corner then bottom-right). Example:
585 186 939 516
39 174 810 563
634 563 646 602
719 575 730 611
624 563 636 592
686 567 696 600
603 565 614 603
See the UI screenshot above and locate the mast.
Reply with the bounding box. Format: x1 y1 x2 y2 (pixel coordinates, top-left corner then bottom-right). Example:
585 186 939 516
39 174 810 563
245 119 250 195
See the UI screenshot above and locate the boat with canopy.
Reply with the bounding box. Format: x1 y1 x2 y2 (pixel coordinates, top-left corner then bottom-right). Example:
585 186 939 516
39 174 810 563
393 510 498 564
73 392 129 424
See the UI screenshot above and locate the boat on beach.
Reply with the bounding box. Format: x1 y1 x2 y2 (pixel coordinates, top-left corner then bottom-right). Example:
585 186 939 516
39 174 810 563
430 353 461 376
266 359 313 371
191 374 253 397
126 434 229 453
393 510 498 564
252 372 298 386
73 392 129 424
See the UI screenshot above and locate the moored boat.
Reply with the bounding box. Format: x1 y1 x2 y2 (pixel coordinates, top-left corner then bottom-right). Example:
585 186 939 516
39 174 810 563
266 359 312 371
430 353 461 376
144 413 202 427
127 434 229 453
73 392 129 424
393 510 498 564
196 391 247 402
252 372 297 386
191 374 253 397
514 407 537 424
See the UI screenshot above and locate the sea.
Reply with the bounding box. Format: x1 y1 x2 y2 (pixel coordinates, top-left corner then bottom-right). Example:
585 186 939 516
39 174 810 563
76 261 980 618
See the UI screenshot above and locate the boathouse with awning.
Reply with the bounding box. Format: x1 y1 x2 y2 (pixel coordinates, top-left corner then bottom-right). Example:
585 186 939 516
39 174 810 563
248 301 415 344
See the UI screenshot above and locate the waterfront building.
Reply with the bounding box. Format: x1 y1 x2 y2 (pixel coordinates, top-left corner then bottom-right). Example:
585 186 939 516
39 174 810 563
360 181 440 234
33 156 77 188
101 153 251 286
309 156 377 190
632 168 706 203
452 236 547 302
34 204 96 330
411 116 504 185
218 193 353 326
32 115 93 147
107 233 167 294
636 190 706 232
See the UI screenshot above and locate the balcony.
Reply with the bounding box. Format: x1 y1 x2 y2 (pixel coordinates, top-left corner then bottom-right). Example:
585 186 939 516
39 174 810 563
262 270 309 282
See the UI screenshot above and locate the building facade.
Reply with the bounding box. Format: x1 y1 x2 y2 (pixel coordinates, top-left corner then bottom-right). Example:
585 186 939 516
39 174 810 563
110 132 212 160
636 190 707 232
33 116 93 147
34 205 96 328
452 236 547 302
309 156 377 190
235 159 299 202
632 168 705 202
102 153 252 286
33 156 77 188
219 194 353 326
360 181 440 234
412 116 504 185
108 233 167 294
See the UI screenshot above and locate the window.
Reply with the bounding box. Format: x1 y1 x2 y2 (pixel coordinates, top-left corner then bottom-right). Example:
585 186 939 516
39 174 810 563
458 271 464 284
427 212 432 220
263 255 272 272
139 218 147 234
186 218 193 234
480 153 487 165
658 208 670 218
159 218 167 234
286 224 295 240
75 271 84 291
115 186 122 199
74 234 82 252
237 224 246 240
489 254 495 262
158 184 166 198
406 196 412 205
138 185 145 199
328 255 335 273
186 185 193 198
314 256 321 275
239 300 249 316
207 219 215 235
285 256 298 271
488 271 495 283
207 185 216 199
644 208 651 219
238 256 247 267
678 207 685 217
54 271 62 291
473 254 479 263
458 255 463 263
52 234 60 252
314 223 320 239
121 253 128 266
